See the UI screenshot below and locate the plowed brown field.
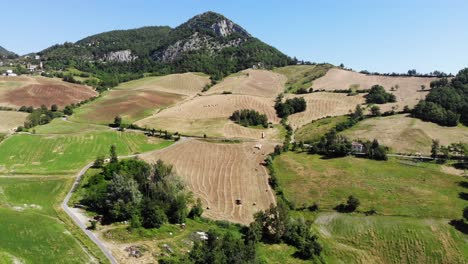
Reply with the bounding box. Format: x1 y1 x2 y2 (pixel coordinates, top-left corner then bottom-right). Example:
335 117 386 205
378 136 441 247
0 76 97 108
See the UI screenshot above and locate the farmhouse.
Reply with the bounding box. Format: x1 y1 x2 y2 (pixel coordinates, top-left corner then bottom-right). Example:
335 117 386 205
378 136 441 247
351 142 364 153
4 69 17 76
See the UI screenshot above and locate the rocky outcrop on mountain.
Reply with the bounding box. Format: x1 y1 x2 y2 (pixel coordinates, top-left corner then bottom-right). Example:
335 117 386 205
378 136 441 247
104 50 137 62
156 32 245 63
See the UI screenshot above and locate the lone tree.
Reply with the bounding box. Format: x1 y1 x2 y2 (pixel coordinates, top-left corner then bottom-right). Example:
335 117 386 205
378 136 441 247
370 105 381 116
50 104 58 112
463 206 468 222
346 195 360 212
110 145 118 163
431 139 440 158
114 116 122 127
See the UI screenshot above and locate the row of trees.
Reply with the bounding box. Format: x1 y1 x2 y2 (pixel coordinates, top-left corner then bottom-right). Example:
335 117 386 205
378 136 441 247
274 94 307 118
413 69 468 127
359 69 452 78
230 109 268 128
82 147 193 228
19 105 64 129
306 127 387 160
431 140 468 162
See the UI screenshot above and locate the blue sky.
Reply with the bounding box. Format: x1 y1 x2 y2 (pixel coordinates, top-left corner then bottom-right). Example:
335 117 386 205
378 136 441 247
2 0 467 74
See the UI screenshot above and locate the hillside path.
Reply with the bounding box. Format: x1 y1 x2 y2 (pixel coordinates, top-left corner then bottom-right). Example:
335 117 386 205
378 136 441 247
61 137 189 264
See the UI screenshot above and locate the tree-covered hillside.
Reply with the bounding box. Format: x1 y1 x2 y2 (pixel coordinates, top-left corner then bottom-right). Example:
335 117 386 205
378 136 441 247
38 12 292 87
413 68 468 126
0 45 17 59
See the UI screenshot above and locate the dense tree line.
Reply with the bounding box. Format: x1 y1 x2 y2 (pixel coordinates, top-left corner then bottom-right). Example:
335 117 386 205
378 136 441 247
359 69 452 78
20 105 63 129
365 85 396 104
412 69 468 126
81 148 192 227
307 129 387 160
274 94 307 118
230 109 268 128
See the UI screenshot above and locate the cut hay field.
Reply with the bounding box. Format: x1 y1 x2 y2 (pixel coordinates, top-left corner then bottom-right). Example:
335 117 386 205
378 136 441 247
0 177 98 263
0 76 97 108
273 152 465 219
0 111 29 133
273 64 333 93
141 139 276 224
71 73 210 124
313 68 437 111
341 114 468 154
207 69 286 98
286 92 365 129
316 213 468 264
136 94 281 139
0 129 172 175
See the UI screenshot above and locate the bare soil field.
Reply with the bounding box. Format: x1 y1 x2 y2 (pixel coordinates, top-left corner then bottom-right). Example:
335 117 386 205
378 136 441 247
0 76 97 108
136 94 280 138
286 92 365 129
71 73 209 124
312 68 438 111
207 69 286 98
0 111 29 133
341 114 468 154
141 139 276 224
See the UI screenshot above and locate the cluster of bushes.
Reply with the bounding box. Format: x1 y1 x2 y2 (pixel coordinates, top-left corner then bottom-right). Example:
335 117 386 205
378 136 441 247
230 109 268 128
412 69 468 127
246 202 322 260
20 105 64 129
274 94 307 118
334 195 360 213
365 85 396 104
183 229 258 264
82 147 193 227
330 88 370 95
307 129 388 160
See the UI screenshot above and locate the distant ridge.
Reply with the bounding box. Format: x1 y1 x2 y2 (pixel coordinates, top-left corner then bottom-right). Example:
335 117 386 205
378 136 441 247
39 11 292 80
0 45 17 58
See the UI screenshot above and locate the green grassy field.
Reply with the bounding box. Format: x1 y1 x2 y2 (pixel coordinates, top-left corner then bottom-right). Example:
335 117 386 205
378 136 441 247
273 152 465 219
316 213 468 264
295 115 348 143
0 130 173 175
0 177 98 263
273 64 334 93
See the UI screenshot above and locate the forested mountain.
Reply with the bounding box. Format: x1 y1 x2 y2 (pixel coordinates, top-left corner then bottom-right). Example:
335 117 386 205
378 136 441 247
0 45 17 58
39 12 292 84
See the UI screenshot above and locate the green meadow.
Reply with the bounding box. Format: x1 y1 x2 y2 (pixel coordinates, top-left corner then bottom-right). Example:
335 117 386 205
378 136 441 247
273 152 465 218
0 177 102 263
0 128 173 175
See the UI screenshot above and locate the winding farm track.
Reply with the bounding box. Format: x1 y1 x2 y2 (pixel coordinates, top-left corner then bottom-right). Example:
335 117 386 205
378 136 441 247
61 138 188 264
